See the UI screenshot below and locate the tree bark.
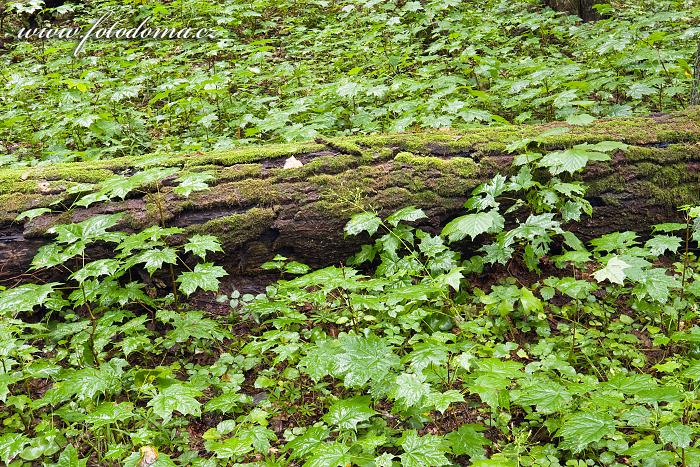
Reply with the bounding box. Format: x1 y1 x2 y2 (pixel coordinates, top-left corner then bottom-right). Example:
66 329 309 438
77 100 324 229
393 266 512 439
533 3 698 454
692 39 700 106
1 110 699 286
546 0 600 21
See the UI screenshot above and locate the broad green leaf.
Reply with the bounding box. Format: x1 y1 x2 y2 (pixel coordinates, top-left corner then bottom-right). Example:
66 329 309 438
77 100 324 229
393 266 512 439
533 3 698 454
0 283 60 316
442 210 504 243
593 256 630 285
0 433 29 464
399 431 449 467
659 423 693 448
566 113 595 126
386 206 427 226
426 390 465 414
390 373 430 408
16 207 51 222
445 424 490 459
183 234 223 259
134 247 178 275
148 383 202 422
174 172 214 198
286 426 330 459
345 212 382 237
304 442 351 467
644 235 682 256
538 148 610 175
55 444 87 467
333 333 400 388
177 263 228 296
49 213 123 244
512 378 572 414
558 412 615 453
322 396 376 430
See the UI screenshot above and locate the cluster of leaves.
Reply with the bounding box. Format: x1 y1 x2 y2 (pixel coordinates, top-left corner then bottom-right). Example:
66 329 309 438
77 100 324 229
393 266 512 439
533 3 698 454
0 0 698 165
2 127 700 466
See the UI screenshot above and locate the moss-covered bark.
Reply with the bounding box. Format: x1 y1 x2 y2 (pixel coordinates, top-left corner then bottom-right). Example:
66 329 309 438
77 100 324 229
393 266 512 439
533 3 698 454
1 109 699 283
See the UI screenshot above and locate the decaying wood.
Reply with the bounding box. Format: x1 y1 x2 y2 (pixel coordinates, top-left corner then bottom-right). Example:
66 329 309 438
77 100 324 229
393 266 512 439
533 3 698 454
1 109 699 286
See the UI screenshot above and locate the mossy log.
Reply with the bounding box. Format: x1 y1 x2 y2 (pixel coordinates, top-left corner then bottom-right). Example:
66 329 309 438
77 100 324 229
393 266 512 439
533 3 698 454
1 110 700 285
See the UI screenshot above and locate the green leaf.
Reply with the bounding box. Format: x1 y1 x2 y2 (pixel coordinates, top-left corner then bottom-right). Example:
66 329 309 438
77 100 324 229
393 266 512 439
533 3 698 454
0 283 60 316
148 383 202 422
390 373 430 408
49 213 123 244
55 445 87 467
0 433 29 464
386 206 427 226
644 235 682 256
286 426 330 459
538 148 610 175
174 172 214 198
304 442 351 467
558 412 616 453
184 234 223 259
399 431 449 467
333 333 400 388
204 390 247 414
177 263 228 296
322 396 376 430
512 378 572 414
345 212 382 237
15 207 51 222
442 210 504 243
425 390 465 414
566 113 596 126
207 437 253 459
659 423 694 448
593 255 631 285
445 424 490 459
519 286 543 313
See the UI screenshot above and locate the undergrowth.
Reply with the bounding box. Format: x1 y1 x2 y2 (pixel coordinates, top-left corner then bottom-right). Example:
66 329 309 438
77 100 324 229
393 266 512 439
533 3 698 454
1 127 700 466
0 0 698 164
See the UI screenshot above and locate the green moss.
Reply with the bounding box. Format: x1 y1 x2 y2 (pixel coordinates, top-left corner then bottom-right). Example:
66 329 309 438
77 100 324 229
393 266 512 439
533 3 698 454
394 152 477 176
187 208 276 249
216 164 264 181
184 142 325 166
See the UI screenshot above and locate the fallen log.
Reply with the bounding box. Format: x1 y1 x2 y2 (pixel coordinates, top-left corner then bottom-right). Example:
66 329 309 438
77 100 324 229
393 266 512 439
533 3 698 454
1 109 700 286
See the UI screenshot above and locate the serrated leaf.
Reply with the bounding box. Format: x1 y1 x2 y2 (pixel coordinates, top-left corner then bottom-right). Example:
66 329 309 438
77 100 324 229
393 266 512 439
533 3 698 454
286 426 330 459
303 442 351 467
558 412 615 453
442 210 504 243
148 383 202 423
135 248 178 275
345 212 382 237
333 333 400 388
390 373 430 408
566 113 596 126
445 424 490 459
177 263 228 296
386 206 427 226
593 255 630 285
323 396 376 430
0 433 29 464
644 235 682 256
538 148 610 175
426 390 464 414
184 234 223 259
174 172 214 198
512 378 572 414
399 431 449 467
659 423 693 448
0 283 60 316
